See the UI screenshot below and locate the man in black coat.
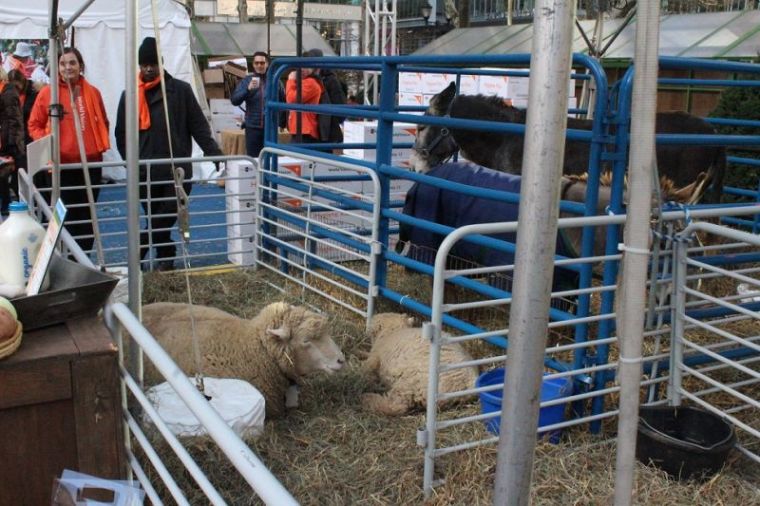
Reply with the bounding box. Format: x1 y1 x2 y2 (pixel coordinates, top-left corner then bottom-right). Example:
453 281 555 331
115 37 222 271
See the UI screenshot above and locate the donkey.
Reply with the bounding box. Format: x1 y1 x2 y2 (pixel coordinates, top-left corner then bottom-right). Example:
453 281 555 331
410 82 726 203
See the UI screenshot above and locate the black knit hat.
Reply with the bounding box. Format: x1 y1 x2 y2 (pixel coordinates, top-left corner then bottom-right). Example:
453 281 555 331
138 37 159 65
303 48 323 58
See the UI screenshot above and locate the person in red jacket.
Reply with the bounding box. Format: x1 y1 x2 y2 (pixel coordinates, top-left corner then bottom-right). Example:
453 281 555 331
285 50 325 143
28 47 110 254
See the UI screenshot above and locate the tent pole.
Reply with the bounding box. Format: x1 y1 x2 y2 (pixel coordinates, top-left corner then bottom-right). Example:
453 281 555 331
61 0 98 30
48 0 61 204
125 0 143 380
492 0 575 503
612 0 660 503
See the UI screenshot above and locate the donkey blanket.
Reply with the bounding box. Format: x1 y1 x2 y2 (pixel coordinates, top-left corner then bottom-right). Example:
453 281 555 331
399 162 581 291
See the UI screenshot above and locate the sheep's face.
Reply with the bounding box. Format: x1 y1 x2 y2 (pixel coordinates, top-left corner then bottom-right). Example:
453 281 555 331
266 305 346 379
368 313 417 342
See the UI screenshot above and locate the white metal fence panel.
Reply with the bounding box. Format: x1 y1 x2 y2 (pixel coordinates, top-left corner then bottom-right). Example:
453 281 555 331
671 221 760 464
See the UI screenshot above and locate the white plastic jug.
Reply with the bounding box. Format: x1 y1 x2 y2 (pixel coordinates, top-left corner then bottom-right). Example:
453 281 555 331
0 202 46 287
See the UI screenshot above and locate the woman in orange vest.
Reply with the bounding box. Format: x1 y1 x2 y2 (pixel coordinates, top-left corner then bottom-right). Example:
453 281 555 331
28 47 110 254
285 50 325 143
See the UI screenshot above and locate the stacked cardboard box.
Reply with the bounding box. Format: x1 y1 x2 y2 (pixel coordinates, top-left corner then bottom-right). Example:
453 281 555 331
343 120 417 169
203 57 248 100
398 70 578 113
225 160 257 265
225 154 412 265
203 68 225 99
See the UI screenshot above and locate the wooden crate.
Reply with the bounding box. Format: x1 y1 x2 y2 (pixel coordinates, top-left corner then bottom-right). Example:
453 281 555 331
0 317 124 505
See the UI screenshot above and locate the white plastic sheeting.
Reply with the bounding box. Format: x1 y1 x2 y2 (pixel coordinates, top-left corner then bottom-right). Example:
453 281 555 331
413 11 760 60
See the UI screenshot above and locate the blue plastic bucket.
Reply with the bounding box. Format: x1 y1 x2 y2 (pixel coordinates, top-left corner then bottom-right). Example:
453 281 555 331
476 368 573 443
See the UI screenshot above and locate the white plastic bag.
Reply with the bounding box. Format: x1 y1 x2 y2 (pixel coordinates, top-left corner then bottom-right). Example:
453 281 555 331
146 377 265 438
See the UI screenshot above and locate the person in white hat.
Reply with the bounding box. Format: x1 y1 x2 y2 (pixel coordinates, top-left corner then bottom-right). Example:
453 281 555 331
2 42 36 79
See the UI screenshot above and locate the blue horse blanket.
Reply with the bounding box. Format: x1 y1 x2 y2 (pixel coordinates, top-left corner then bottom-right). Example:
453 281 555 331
400 161 577 290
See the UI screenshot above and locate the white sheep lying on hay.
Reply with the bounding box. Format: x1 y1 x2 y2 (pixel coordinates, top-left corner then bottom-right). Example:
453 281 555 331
361 313 479 416
142 302 346 419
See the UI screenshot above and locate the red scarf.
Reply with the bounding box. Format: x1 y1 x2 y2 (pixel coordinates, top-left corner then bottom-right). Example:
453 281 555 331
138 75 161 130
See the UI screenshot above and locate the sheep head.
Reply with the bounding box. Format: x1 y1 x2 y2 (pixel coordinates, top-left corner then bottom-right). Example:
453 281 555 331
262 302 345 381
368 313 417 342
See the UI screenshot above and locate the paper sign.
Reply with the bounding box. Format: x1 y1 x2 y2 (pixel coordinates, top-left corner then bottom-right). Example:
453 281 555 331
26 200 67 296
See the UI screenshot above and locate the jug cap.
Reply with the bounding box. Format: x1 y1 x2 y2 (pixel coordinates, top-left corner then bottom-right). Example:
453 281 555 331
8 201 28 212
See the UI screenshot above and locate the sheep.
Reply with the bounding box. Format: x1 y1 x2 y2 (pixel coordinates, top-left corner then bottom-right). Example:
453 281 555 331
141 301 346 419
361 313 479 416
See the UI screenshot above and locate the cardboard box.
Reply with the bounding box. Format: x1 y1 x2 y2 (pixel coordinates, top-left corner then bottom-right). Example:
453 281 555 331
398 92 428 107
205 84 225 99
478 69 575 99
224 160 257 196
227 230 255 265
421 73 454 95
478 73 529 99
343 121 417 168
203 68 224 84
223 62 248 79
399 72 423 93
455 74 479 95
226 195 256 265
226 197 256 225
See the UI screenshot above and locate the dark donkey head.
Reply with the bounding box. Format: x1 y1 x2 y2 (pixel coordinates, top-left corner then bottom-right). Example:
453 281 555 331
410 82 530 174
410 83 460 173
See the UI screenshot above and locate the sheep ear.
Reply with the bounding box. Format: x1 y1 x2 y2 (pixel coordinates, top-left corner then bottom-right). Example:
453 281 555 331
267 325 291 341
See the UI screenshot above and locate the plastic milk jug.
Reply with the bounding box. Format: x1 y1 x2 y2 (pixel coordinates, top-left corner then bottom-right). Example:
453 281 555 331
0 201 46 287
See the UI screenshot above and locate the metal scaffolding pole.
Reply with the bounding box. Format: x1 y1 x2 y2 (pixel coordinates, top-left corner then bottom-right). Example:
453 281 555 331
362 0 396 104
492 0 576 502
612 0 661 502
125 0 142 379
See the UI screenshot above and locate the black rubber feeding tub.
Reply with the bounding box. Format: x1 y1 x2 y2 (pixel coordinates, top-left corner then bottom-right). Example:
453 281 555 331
636 405 736 480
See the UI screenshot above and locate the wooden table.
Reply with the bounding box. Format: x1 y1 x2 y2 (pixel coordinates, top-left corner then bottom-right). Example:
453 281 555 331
0 317 124 504
221 128 247 156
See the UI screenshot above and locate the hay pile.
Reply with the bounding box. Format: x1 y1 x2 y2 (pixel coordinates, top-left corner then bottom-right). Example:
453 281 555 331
139 268 760 504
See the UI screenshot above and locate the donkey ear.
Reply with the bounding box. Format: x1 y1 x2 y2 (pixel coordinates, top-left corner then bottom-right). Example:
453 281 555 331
429 82 457 112
441 82 457 100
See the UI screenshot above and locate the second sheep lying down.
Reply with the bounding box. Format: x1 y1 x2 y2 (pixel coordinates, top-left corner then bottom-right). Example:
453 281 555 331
362 313 479 416
141 301 346 419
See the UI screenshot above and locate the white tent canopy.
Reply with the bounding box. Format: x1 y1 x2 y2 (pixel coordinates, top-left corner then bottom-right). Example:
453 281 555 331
0 0 203 180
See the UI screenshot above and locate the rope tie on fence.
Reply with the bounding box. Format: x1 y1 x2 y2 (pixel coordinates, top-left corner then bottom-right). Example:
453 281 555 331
617 243 650 256
667 200 693 225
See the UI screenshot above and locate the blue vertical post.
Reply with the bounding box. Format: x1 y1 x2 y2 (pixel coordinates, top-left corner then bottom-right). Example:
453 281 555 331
568 54 610 421
373 59 399 289
588 65 634 432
